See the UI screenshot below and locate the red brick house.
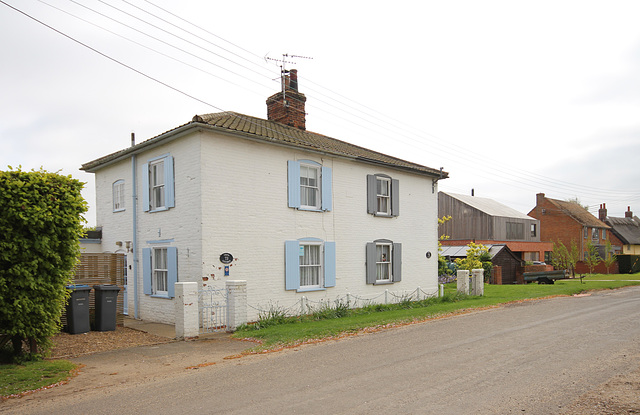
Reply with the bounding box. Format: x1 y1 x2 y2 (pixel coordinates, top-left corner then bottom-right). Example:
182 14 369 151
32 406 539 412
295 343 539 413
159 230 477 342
599 204 640 255
528 193 610 261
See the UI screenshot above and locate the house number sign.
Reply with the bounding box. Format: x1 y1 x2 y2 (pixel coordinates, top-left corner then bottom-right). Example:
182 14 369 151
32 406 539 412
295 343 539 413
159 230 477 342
220 253 234 264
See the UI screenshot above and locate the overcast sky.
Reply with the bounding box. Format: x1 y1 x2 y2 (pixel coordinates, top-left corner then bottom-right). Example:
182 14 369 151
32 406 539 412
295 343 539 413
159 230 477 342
2 0 639 227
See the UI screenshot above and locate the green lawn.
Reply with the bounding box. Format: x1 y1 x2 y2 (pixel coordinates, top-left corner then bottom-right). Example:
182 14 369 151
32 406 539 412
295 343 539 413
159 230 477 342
232 274 640 352
0 359 77 398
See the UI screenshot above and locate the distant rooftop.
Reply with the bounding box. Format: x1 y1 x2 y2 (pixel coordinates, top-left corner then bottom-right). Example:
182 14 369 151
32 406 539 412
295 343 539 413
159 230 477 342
441 192 534 220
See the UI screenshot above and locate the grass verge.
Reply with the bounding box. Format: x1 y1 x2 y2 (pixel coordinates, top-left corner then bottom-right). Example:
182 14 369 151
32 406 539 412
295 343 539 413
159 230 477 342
0 359 78 400
232 275 640 353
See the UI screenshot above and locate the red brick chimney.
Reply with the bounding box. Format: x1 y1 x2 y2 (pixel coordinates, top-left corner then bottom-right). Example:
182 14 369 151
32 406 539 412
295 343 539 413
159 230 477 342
266 69 307 130
598 203 607 221
625 206 633 218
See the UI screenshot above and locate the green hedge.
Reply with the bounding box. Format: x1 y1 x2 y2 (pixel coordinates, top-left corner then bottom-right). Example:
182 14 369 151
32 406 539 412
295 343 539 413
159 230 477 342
0 167 87 359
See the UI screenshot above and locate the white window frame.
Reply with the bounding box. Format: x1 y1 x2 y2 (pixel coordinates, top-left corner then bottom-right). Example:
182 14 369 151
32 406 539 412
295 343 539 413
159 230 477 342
299 163 321 210
299 241 323 289
152 247 168 296
530 223 537 238
112 180 125 212
375 242 392 282
149 159 166 211
376 177 391 215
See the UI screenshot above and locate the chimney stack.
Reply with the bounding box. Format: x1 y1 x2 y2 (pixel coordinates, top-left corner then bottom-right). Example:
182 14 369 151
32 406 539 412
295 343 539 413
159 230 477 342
266 69 307 130
598 203 607 221
626 206 633 218
536 193 545 207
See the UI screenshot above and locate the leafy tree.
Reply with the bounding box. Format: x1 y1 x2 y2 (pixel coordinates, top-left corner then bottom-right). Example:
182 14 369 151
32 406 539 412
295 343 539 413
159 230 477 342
455 243 489 271
0 167 87 360
584 241 602 276
602 240 617 274
437 216 454 278
551 239 579 277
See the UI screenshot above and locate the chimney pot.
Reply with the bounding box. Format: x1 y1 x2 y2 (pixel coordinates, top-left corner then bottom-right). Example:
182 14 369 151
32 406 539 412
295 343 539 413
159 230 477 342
626 206 633 218
266 68 306 130
598 203 607 221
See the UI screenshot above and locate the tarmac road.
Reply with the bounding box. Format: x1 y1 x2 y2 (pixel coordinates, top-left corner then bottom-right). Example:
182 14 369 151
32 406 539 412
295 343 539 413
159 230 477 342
3 286 640 414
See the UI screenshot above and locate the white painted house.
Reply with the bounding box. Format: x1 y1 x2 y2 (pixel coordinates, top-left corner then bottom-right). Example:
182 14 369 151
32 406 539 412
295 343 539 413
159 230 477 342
81 70 448 324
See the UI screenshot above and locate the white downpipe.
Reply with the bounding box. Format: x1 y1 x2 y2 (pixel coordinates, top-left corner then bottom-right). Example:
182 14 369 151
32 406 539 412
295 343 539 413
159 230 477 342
132 153 139 319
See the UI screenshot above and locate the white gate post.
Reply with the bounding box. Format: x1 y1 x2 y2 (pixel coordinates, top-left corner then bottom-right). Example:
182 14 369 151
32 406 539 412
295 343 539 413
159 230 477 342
457 270 470 295
175 282 199 339
472 269 485 296
226 280 247 332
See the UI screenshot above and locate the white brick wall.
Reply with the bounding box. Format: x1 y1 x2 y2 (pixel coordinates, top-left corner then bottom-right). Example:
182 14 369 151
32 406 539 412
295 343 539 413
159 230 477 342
92 128 440 324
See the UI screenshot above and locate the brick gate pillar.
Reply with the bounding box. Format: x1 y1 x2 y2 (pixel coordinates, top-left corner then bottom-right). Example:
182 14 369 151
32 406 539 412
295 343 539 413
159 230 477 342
175 282 199 339
226 280 247 332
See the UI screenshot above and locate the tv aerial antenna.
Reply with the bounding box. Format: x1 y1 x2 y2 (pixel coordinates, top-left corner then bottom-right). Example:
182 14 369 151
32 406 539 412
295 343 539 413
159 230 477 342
264 53 313 94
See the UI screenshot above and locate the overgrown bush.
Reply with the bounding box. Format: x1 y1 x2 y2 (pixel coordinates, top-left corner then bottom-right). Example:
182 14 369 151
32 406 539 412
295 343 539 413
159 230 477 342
0 167 87 360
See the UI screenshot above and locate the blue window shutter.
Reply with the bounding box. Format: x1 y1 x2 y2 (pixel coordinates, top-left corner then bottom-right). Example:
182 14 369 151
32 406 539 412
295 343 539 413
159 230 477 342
366 175 376 214
142 163 150 212
287 160 300 208
392 243 402 282
142 248 152 294
391 179 400 217
366 242 376 284
167 247 178 298
321 166 332 211
165 156 175 208
285 240 300 290
324 241 336 287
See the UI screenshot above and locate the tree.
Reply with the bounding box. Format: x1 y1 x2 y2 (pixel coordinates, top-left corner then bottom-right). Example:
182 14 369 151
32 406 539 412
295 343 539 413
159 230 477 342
602 240 617 274
551 240 579 277
455 243 491 273
437 216 454 279
584 241 602 276
0 167 87 359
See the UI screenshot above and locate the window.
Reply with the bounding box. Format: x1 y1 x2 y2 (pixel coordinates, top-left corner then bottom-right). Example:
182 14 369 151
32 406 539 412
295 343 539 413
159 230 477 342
113 180 125 212
367 174 399 216
142 155 175 212
300 242 322 288
592 228 599 240
602 229 606 239
142 247 178 298
584 227 588 239
366 240 402 284
530 223 537 238
150 160 165 210
285 239 336 291
506 222 524 240
300 164 320 209
288 160 332 211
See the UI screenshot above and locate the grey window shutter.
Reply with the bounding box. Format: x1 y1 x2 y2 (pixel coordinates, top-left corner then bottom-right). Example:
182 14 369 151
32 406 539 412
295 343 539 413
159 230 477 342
392 243 402 282
288 161 300 208
391 179 400 217
167 247 178 298
366 175 376 214
285 240 300 290
142 163 150 212
366 242 377 284
142 248 152 294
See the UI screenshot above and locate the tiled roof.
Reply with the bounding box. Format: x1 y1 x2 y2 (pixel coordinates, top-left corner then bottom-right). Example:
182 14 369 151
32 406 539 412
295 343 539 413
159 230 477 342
82 112 447 178
547 198 610 229
606 216 640 244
